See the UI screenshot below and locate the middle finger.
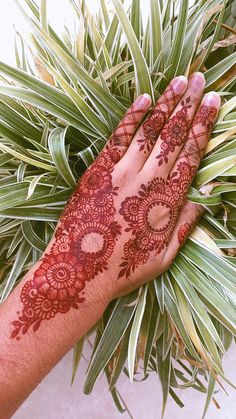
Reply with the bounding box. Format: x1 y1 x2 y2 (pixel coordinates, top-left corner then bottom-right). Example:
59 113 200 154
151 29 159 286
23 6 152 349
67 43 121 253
141 72 206 178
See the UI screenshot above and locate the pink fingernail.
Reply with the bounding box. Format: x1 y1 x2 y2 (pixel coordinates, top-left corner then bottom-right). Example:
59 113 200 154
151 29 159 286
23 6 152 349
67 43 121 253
136 93 152 109
190 72 205 88
204 91 221 107
172 75 188 94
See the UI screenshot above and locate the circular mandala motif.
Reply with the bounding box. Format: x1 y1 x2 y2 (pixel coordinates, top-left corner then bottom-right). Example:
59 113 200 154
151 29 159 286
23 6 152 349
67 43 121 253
21 283 60 320
137 193 179 249
33 295 59 320
78 165 112 196
90 193 114 215
96 148 121 169
60 210 78 232
74 221 115 264
33 253 85 302
76 206 98 224
51 236 71 254
118 161 196 278
161 114 188 146
120 196 141 223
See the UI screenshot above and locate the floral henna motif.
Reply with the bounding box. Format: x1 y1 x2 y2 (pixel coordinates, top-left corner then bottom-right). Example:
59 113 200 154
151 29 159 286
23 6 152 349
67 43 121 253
156 97 192 166
118 162 196 279
138 108 166 153
11 143 123 339
11 100 147 338
177 222 192 246
194 104 217 130
138 83 180 153
181 104 217 163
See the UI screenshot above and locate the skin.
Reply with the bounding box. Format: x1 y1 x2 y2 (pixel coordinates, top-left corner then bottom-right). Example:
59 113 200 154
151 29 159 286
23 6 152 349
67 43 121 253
0 72 220 417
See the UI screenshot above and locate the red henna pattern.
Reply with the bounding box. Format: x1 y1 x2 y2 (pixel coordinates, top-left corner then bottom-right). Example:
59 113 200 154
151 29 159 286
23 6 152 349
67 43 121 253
11 146 121 339
181 104 217 164
118 162 196 278
177 222 192 246
109 102 147 148
11 147 120 338
11 96 217 338
139 108 166 153
156 97 192 166
11 103 144 339
138 83 180 153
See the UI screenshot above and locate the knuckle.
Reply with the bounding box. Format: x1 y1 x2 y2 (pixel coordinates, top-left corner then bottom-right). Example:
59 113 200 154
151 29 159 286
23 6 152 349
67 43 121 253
182 140 201 166
113 164 132 187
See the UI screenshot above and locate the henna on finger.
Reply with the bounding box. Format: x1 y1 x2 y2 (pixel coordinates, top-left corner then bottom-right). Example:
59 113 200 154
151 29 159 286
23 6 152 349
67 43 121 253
107 94 151 153
178 222 193 246
156 96 192 165
162 93 221 265
142 72 206 176
138 81 186 153
162 201 205 266
169 92 220 187
137 76 188 154
178 99 219 167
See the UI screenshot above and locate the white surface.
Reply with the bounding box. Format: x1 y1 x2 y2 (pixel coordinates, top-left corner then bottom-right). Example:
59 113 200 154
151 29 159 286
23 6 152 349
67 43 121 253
13 345 236 419
0 0 98 65
0 0 148 65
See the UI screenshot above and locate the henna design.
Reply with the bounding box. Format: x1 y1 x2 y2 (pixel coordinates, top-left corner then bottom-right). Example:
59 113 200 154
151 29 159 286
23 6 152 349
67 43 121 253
11 103 144 339
109 102 147 149
181 104 217 164
118 162 196 278
138 83 180 153
156 97 192 166
138 108 166 153
177 222 192 246
11 146 121 338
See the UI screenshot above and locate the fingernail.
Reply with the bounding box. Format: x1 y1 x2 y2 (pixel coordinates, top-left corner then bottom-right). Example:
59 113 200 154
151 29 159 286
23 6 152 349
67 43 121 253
204 91 221 107
190 72 205 88
136 93 152 109
172 75 188 94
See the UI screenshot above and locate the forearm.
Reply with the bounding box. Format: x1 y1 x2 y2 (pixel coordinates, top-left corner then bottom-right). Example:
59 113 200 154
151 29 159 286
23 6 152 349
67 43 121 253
0 243 109 418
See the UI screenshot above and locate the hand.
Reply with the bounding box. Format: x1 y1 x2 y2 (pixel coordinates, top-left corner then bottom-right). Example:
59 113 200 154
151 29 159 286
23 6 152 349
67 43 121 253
11 72 220 338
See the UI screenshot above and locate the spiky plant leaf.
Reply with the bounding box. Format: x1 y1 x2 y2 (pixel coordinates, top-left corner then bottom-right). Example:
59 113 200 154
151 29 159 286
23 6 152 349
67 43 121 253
0 0 236 416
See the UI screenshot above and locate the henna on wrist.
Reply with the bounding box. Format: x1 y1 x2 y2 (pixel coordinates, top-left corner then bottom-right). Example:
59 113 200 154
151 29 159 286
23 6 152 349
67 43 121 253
11 146 120 338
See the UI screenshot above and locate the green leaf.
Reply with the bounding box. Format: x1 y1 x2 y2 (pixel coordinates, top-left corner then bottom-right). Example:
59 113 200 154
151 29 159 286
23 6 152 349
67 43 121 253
156 335 171 418
164 0 189 83
21 220 46 252
0 143 56 172
111 0 153 98
202 374 216 419
0 240 31 302
84 291 138 394
128 286 147 381
150 0 163 68
205 51 236 88
71 338 84 385
48 128 76 188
